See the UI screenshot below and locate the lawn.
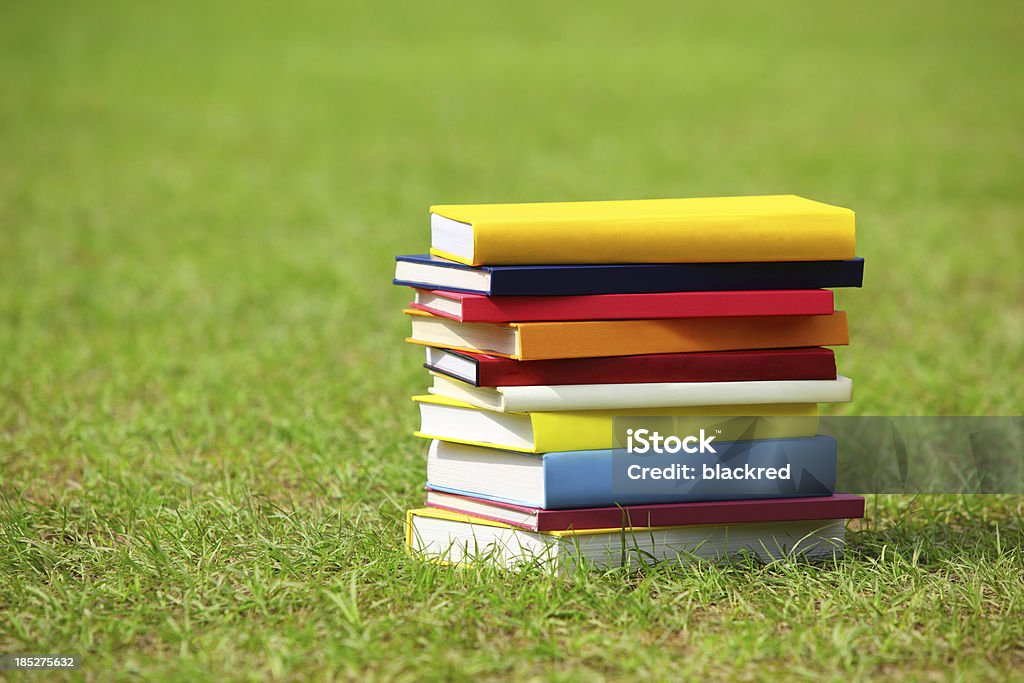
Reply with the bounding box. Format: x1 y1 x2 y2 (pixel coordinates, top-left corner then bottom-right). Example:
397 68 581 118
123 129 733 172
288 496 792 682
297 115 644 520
1 1 1023 680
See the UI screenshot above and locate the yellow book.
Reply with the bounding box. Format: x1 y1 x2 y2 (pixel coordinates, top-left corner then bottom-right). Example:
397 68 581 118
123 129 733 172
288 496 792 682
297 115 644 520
407 506 673 541
413 393 819 453
406 508 847 571
404 308 849 361
429 194 855 266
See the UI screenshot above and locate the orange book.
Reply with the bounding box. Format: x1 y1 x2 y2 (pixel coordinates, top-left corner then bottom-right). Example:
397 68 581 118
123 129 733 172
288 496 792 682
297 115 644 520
405 309 849 361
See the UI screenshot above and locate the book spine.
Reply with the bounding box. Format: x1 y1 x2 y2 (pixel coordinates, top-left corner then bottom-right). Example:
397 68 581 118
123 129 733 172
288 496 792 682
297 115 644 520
518 312 849 361
532 495 866 532
498 377 852 412
470 213 855 266
543 437 838 509
457 258 865 296
529 405 819 453
446 290 832 323
473 349 837 386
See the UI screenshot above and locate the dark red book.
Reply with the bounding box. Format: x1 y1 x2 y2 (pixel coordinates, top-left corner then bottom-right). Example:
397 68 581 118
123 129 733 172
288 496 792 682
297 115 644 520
409 288 834 323
425 489 865 532
424 346 837 387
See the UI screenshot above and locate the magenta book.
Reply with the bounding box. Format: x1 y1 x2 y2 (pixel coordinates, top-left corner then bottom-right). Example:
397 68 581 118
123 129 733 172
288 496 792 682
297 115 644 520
425 489 865 532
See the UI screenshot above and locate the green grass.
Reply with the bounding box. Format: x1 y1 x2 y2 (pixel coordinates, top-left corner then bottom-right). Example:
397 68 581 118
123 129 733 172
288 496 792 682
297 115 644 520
1 0 1023 679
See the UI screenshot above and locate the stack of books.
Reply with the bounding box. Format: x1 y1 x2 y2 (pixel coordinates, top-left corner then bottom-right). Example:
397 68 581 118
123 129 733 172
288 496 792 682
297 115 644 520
396 195 866 572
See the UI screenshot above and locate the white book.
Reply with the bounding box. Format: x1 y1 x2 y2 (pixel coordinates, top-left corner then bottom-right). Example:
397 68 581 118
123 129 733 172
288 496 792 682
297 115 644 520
394 258 493 294
424 347 481 384
407 508 847 573
428 372 853 412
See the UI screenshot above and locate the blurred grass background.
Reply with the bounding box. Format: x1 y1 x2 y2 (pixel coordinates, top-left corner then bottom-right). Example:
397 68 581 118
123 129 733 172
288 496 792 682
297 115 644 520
1 1 1022 680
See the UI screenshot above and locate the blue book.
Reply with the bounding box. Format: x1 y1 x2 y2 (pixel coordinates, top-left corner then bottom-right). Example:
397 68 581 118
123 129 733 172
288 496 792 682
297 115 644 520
426 436 837 509
395 254 864 296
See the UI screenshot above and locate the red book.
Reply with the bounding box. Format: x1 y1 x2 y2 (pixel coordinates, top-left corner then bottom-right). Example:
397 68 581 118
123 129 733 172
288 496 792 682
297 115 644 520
425 489 865 532
409 288 834 323
424 346 837 387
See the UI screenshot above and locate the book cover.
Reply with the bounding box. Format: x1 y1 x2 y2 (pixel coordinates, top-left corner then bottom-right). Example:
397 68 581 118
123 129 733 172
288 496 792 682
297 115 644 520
406 309 849 360
424 490 866 532
409 288 834 323
425 347 839 387
413 393 820 453
394 254 866 296
428 373 853 412
429 195 855 266
425 436 839 509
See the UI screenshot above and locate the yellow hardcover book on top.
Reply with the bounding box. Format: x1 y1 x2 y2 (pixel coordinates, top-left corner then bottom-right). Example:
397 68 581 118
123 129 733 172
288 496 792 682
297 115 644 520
429 194 855 266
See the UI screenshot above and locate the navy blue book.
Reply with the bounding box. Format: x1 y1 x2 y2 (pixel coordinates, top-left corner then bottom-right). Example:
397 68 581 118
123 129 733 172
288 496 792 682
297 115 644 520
426 436 837 510
394 254 864 296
